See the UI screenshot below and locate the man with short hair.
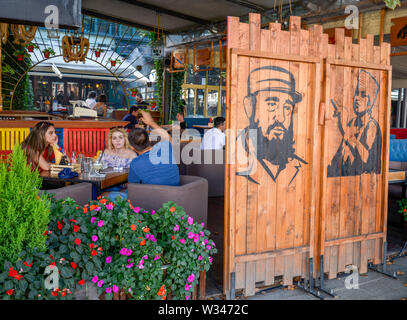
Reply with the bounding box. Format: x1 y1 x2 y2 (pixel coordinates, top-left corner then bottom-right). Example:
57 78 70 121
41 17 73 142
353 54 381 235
128 110 180 186
122 106 140 130
200 117 226 150
135 93 149 110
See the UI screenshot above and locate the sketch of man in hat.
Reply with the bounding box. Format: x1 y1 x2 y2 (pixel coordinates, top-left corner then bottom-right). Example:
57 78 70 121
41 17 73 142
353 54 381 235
327 69 382 177
236 65 307 186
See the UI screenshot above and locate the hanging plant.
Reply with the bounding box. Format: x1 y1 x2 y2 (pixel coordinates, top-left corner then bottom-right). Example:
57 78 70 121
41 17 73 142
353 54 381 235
129 87 138 97
26 42 38 52
93 48 105 58
384 0 401 9
109 58 121 67
42 48 55 59
13 49 30 61
2 64 15 75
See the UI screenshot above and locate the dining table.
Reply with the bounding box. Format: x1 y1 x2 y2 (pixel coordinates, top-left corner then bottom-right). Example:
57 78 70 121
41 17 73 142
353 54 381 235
40 168 129 200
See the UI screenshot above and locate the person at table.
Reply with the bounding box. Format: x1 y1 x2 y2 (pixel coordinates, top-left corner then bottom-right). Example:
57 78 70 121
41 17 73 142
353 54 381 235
161 109 187 133
85 91 97 109
134 93 149 110
122 106 141 130
101 127 137 170
21 121 59 172
94 94 108 118
201 116 226 150
128 110 180 186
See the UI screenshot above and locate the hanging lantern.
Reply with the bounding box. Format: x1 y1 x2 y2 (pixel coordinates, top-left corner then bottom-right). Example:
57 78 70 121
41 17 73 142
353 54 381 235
10 24 37 46
62 35 89 63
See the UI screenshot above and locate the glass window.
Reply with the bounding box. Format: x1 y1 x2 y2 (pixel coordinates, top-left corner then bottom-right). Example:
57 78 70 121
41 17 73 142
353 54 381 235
185 88 195 116
207 90 218 117
196 89 205 116
186 65 206 85
208 68 220 86
220 90 226 117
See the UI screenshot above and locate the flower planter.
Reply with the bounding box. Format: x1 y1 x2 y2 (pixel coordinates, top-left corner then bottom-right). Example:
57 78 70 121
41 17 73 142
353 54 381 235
110 61 116 67
27 45 34 52
44 52 50 59
17 54 24 61
95 51 101 58
131 91 138 97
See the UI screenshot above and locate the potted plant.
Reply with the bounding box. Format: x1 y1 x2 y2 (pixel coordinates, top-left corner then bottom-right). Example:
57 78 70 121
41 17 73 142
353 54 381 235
2 64 15 75
109 58 121 67
129 87 138 97
26 42 38 53
13 49 30 61
42 48 55 59
93 48 104 58
136 65 142 71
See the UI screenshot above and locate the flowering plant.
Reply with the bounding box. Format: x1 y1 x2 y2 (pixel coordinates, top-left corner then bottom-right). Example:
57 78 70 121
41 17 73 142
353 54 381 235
397 198 407 221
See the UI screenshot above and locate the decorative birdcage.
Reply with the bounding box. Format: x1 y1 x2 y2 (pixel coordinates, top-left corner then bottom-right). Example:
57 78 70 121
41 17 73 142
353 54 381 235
62 35 90 63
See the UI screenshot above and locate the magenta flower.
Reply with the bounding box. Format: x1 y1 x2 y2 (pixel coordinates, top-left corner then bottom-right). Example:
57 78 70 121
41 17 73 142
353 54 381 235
97 280 104 287
187 273 195 283
186 295 190 300
198 256 203 261
209 257 213 263
180 217 184 220
185 284 191 291
105 204 113 210
201 222 205 227
204 239 209 245
179 238 185 244
91 275 98 283
94 206 101 212
187 217 193 225
90 217 97 224
105 256 112 264
97 220 104 227
120 248 126 255
154 255 160 261
151 210 156 215
188 232 194 239
106 287 112 294
142 255 148 260
128 258 131 263
207 245 212 250
127 249 133 256
200 231 204 237
112 285 119 293
92 235 98 242
194 234 200 243
173 225 179 232
133 207 140 213
126 263 134 268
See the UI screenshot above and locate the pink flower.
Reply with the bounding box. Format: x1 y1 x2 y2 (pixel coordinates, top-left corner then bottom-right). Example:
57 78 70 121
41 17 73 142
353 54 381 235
188 232 194 239
97 220 104 227
151 210 155 215
187 217 193 225
179 238 185 244
206 245 212 251
154 255 160 261
198 256 203 261
90 217 97 224
120 248 127 255
133 207 140 213
187 273 195 283
126 263 134 268
106 287 112 294
180 217 184 220
194 234 200 243
201 222 205 227
186 295 190 300
142 255 148 260
126 249 133 256
112 285 119 293
97 280 104 287
185 284 191 291
105 256 112 264
200 231 204 237
209 257 213 263
91 276 98 283
105 204 113 210
94 206 101 212
92 235 98 242
204 239 209 245
173 225 179 232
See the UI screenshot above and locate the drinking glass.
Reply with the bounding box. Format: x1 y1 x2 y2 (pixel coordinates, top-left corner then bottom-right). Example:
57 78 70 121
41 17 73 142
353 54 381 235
82 158 92 174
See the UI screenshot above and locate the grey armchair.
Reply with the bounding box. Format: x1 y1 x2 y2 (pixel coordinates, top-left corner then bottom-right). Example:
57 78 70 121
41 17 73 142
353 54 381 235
186 149 225 197
41 183 92 206
127 175 208 225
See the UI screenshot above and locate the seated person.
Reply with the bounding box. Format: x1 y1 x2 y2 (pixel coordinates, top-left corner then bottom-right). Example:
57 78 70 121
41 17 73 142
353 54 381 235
21 121 59 172
101 127 137 169
85 91 97 109
128 110 180 186
162 110 187 133
134 93 149 110
94 94 108 118
201 116 226 150
121 106 140 130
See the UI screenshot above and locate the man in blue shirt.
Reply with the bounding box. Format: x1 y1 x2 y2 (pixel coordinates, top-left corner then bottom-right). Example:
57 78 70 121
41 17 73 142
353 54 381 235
128 110 180 186
122 106 140 130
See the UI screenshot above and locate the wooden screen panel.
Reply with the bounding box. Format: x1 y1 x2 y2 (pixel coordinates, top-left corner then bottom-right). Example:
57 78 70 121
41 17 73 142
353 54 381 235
226 14 321 295
320 32 391 278
63 128 108 157
0 128 29 150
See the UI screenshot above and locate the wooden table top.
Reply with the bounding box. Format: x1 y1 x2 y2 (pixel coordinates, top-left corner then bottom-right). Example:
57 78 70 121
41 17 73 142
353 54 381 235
40 169 128 190
192 125 213 129
389 170 406 183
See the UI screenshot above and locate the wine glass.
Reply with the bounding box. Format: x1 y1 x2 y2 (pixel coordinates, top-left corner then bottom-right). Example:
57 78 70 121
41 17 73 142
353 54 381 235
93 161 102 174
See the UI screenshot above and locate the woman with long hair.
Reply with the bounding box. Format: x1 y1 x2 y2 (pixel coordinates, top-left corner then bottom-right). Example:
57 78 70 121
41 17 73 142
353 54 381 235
101 126 137 169
21 121 59 172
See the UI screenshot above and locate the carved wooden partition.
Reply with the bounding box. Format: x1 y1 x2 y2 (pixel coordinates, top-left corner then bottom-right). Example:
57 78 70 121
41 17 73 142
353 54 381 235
224 14 391 297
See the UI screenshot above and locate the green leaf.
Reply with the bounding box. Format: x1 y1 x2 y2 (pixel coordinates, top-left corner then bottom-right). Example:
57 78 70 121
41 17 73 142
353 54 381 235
85 262 94 273
19 279 28 291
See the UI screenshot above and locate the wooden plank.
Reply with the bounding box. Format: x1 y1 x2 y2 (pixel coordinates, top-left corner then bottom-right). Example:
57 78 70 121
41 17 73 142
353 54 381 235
326 58 392 71
235 246 310 263
325 232 385 247
244 261 256 297
224 15 241 294
264 258 275 286
231 49 320 64
235 262 246 290
388 171 405 181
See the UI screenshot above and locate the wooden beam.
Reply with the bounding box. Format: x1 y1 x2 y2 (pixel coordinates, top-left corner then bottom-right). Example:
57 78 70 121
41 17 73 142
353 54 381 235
379 8 386 44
